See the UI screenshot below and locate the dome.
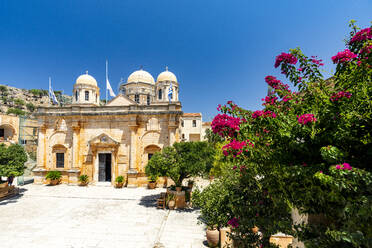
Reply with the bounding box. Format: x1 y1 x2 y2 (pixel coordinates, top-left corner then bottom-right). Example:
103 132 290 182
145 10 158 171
127 69 155 85
157 68 177 83
75 72 98 87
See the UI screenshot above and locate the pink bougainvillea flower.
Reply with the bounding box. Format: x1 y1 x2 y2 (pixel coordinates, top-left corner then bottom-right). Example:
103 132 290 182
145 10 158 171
227 217 239 228
252 110 277 119
335 163 352 171
298 114 317 125
222 139 252 157
274 52 298 68
211 114 241 137
331 49 357 64
349 27 372 45
330 91 352 102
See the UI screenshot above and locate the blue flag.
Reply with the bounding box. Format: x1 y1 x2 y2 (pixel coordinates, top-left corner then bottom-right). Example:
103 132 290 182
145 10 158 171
168 82 173 103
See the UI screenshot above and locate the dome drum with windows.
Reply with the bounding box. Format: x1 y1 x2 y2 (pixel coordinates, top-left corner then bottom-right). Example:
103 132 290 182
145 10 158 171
119 67 179 105
73 71 100 106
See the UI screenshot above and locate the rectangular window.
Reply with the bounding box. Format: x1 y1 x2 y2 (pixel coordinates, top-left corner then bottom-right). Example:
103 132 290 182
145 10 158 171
192 120 197 127
56 153 64 168
147 95 150 105
85 91 89 101
0 129 4 138
135 94 139 103
148 153 153 161
181 120 184 127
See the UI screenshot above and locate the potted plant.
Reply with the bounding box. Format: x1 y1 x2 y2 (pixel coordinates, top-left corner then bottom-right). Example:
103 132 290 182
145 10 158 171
187 179 194 189
148 174 158 189
78 174 89 186
206 225 219 247
175 183 182 192
167 193 176 210
115 176 124 188
45 171 62 185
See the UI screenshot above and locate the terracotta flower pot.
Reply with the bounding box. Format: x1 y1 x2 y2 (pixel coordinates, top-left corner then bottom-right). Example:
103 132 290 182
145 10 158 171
148 182 156 189
50 179 59 185
79 182 88 186
0 182 8 188
168 200 175 210
206 228 219 247
176 186 182 192
115 182 124 188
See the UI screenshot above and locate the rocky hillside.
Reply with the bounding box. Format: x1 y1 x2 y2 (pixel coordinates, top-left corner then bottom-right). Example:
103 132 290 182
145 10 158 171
0 84 72 116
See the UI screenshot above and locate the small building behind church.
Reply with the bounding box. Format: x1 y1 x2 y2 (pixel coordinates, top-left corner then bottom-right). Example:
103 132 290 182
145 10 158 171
33 68 183 187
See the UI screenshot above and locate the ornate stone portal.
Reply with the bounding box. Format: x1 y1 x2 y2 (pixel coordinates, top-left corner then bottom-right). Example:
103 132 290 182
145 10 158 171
33 69 182 187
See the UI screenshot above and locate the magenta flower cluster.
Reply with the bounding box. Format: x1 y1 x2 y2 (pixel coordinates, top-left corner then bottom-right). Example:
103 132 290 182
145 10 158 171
211 114 241 137
274 52 298 68
349 27 372 45
227 217 239 228
330 91 352 102
262 96 278 106
331 49 357 64
335 163 352 171
310 56 325 66
265 75 291 93
222 139 253 157
252 110 277 119
297 114 317 125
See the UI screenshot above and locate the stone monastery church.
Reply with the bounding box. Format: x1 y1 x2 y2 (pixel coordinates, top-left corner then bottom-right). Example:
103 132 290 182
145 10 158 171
33 68 208 187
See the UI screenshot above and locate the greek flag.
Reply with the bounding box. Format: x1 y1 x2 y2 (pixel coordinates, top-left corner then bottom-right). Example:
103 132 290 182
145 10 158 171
168 82 173 102
49 77 59 105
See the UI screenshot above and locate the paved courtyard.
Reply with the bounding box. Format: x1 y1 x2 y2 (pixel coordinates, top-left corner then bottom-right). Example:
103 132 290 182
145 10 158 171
0 184 207 248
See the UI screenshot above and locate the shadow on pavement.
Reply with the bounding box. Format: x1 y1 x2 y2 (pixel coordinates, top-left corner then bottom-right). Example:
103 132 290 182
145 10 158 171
138 193 160 208
0 188 28 206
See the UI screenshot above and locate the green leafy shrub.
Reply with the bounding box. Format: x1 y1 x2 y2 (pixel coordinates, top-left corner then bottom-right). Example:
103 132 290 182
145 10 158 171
148 174 158 182
45 171 62 180
29 89 48 97
26 103 36 112
78 174 89 184
0 85 8 94
6 108 26 116
14 98 25 106
115 176 124 183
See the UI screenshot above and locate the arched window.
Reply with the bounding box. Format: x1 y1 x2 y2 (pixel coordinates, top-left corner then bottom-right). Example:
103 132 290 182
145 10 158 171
147 94 150 105
75 91 79 101
85 91 89 101
135 94 139 103
158 89 162 100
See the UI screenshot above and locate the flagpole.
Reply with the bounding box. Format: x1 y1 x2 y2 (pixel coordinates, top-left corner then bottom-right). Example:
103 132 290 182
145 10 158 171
106 60 108 104
49 77 51 106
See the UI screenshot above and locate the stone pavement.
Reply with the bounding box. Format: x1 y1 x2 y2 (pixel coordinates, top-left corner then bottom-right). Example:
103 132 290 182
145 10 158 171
0 184 207 248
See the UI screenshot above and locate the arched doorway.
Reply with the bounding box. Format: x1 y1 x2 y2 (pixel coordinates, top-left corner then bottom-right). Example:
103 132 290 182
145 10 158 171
0 124 16 142
144 145 161 166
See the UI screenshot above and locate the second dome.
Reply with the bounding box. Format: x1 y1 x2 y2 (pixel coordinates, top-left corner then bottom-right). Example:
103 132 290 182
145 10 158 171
127 69 155 85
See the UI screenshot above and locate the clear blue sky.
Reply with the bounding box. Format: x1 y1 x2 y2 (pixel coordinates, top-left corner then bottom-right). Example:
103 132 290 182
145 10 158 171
0 0 371 121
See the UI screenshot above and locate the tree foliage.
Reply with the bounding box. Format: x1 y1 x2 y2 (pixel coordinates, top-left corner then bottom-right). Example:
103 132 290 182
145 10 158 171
0 144 27 177
145 141 214 186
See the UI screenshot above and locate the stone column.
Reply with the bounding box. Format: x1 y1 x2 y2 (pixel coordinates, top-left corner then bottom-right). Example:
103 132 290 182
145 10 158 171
72 125 80 169
168 126 176 146
127 124 138 187
68 125 81 185
33 124 47 184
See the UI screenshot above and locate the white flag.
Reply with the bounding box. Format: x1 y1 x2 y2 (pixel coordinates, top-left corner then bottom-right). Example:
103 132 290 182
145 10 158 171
106 78 116 97
49 77 59 104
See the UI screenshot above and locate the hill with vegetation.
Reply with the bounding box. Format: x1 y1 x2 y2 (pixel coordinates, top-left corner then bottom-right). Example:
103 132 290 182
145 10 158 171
0 84 72 116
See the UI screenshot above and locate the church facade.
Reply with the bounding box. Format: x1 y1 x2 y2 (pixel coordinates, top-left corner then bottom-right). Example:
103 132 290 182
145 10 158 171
33 68 182 187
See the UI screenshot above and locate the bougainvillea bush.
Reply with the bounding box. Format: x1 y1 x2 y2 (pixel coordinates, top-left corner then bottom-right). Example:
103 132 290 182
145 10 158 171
208 22 372 247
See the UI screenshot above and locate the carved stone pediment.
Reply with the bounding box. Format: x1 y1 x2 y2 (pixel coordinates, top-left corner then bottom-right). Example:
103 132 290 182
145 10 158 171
89 133 120 149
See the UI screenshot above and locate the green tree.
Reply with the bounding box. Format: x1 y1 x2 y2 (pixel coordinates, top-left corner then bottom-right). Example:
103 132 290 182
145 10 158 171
0 144 27 177
146 141 214 186
14 98 25 106
26 103 36 112
7 108 26 116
